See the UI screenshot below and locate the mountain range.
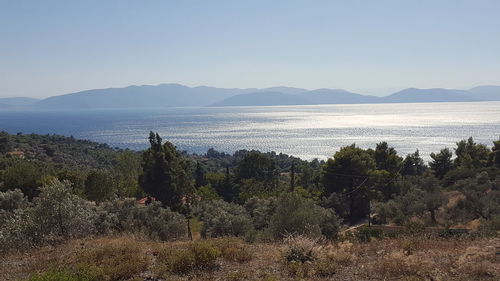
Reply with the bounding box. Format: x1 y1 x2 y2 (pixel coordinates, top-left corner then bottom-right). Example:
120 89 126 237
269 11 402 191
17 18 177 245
1 84 499 109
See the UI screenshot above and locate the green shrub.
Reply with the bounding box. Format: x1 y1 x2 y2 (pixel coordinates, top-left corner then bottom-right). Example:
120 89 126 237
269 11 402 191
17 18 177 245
196 184 221 201
447 176 500 224
0 188 27 212
478 215 500 237
244 228 274 243
404 221 425 234
244 197 276 230
0 179 97 251
356 226 383 242
99 199 187 241
193 199 253 237
0 188 27 225
270 192 340 239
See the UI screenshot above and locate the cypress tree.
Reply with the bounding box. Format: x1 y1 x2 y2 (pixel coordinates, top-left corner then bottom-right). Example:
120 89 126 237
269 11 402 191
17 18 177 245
140 131 192 210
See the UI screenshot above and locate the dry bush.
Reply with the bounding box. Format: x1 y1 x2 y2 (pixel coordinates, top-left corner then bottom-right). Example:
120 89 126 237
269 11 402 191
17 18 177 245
399 237 421 255
77 237 148 281
22 267 99 281
466 261 497 278
313 258 337 277
225 270 249 281
283 260 314 278
212 237 253 263
281 235 320 263
156 240 220 275
313 241 357 277
324 240 357 265
259 273 280 281
369 250 433 279
190 241 221 269
456 245 498 278
156 247 195 275
280 235 321 278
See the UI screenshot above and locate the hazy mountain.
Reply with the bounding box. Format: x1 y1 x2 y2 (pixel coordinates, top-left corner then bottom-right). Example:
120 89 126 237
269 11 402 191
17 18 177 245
191 86 258 104
299 89 378 104
212 91 310 106
464 85 500 101
8 84 499 109
212 89 379 106
382 88 476 103
259 87 308 95
36 84 247 109
0 97 40 107
212 87 500 106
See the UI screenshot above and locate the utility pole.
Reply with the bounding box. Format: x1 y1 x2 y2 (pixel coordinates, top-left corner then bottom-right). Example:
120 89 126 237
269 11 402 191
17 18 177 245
187 217 193 240
290 162 295 191
368 198 371 227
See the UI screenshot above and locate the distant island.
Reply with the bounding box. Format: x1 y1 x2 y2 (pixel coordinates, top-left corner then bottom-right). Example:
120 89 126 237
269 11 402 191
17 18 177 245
1 84 500 109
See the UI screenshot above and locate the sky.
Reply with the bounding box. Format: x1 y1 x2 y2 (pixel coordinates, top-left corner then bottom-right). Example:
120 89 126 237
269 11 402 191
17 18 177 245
1 0 500 98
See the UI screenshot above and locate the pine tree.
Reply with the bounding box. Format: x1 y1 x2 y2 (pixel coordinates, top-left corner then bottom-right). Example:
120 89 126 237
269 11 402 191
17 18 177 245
430 148 453 179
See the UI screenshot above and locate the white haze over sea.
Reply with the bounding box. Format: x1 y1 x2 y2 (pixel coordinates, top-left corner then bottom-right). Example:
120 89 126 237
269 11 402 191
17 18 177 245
1 102 499 161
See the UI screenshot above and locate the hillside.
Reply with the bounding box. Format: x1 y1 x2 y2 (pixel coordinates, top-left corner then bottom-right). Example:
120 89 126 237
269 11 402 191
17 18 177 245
0 131 122 169
1 132 499 280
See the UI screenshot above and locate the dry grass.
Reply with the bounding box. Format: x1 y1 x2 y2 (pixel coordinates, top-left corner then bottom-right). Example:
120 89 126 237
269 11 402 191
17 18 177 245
212 237 253 263
1 234 498 281
76 236 149 280
155 240 220 275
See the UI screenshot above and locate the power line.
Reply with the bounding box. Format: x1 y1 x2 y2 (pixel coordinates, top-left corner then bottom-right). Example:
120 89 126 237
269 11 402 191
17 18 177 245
336 166 404 198
338 177 369 198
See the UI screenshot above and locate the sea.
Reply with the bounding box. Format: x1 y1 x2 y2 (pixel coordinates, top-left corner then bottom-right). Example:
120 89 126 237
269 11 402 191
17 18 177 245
1 102 499 161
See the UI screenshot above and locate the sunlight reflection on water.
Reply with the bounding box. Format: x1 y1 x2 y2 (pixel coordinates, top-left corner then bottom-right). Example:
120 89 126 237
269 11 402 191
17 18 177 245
1 102 499 161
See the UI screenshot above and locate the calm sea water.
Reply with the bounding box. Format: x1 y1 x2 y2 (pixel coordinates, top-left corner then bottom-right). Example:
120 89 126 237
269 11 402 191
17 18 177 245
1 102 499 160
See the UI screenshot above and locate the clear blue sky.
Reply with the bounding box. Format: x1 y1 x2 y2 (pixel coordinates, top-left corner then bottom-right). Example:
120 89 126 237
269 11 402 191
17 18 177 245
1 0 500 98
